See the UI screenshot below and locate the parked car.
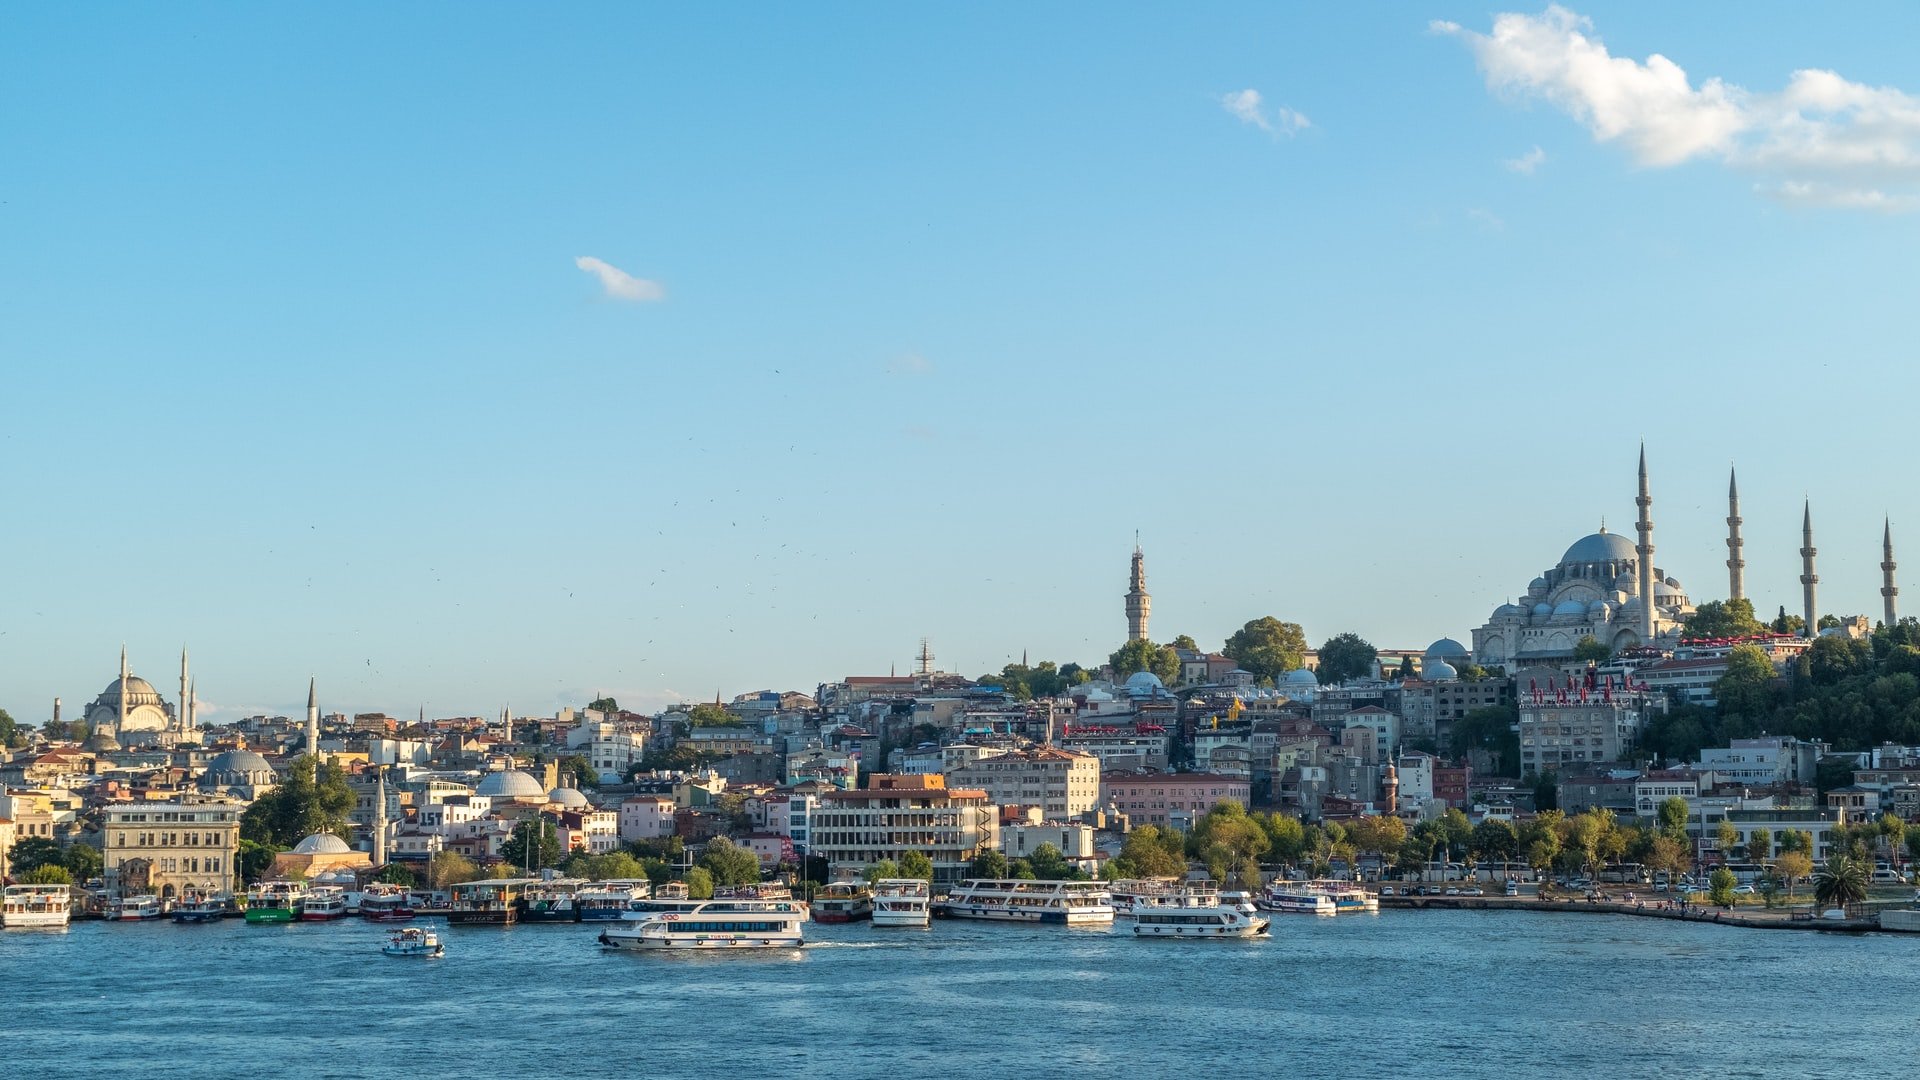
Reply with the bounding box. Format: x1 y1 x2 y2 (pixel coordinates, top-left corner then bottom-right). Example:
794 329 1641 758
1461 887 1484 896
1732 884 1756 895
1871 870 1905 884
1504 881 1520 896
1379 886 1396 896
1444 887 1460 896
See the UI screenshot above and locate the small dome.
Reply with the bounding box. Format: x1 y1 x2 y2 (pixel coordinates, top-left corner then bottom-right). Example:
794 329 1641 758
84 728 122 753
1588 599 1609 615
1532 602 1555 619
1527 577 1550 595
476 769 547 799
1423 658 1459 681
1655 581 1683 599
1561 530 1638 565
292 833 352 854
1123 671 1165 696
1553 599 1589 619
1285 668 1319 686
548 787 589 808
1493 603 1523 618
1425 638 1470 660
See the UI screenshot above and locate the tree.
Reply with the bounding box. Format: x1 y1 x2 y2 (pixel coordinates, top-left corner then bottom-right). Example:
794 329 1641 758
1394 656 1416 682
1772 606 1806 635
240 756 356 847
587 696 619 714
501 819 564 871
62 842 101 882
1657 797 1691 843
984 661 1070 701
1814 756 1857 796
8 837 64 877
684 866 715 899
372 863 417 886
558 753 600 791
1807 636 1876 686
1114 825 1188 878
1254 814 1307 864
898 850 934 881
698 837 762 886
1775 851 1813 898
1880 813 1907 864
0 707 18 748
1450 705 1520 777
1572 636 1611 662
1707 866 1739 907
1715 645 1780 719
237 839 278 883
1684 598 1767 640
1645 836 1690 881
22 865 72 885
1316 633 1378 686
969 850 1008 878
1027 843 1081 881
1172 635 1199 651
687 702 737 727
1813 855 1868 911
1469 819 1519 862
1533 770 1559 812
428 850 481 887
1222 617 1309 682
1746 826 1773 863
1107 639 1180 685
1008 859 1037 880
1715 819 1739 860
862 859 902 883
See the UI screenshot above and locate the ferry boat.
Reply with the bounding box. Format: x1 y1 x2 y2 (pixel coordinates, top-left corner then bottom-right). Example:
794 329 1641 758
1131 890 1271 939
597 898 806 951
1311 879 1380 914
870 879 931 928
299 886 351 921
359 883 417 922
812 881 874 923
245 881 307 924
576 880 650 922
111 895 166 921
2 884 73 928
934 879 1114 924
1257 881 1338 915
515 877 588 923
1220 890 1260 916
171 894 231 923
380 926 444 957
1108 878 1189 918
449 878 537 925
627 881 703 919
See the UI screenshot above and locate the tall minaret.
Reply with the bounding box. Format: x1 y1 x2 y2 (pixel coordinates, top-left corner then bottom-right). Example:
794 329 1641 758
306 676 320 759
1124 535 1151 642
178 646 190 734
1800 500 1819 638
1883 518 1899 627
1634 445 1656 642
1725 467 1745 602
187 677 197 732
117 645 130 737
373 767 389 866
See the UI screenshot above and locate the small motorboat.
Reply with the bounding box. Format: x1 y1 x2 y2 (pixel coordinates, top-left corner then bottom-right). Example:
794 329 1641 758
381 926 444 957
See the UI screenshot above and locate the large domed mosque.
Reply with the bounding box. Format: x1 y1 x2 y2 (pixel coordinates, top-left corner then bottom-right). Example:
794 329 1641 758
83 646 199 749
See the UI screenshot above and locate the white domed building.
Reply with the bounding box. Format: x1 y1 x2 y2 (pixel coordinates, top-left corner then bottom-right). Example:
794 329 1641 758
85 675 176 747
1471 526 1693 666
198 748 279 801
476 768 548 803
271 831 372 879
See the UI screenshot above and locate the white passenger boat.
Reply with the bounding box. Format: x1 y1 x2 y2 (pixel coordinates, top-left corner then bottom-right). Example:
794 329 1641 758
1257 882 1337 915
870 879 931 928
596 898 806 951
1220 890 1260 916
359 883 417 922
1311 880 1380 913
111 895 166 921
2 884 73 928
1131 890 1271 938
933 879 1114 924
299 886 350 921
381 926 445 957
576 880 650 922
1107 878 1185 918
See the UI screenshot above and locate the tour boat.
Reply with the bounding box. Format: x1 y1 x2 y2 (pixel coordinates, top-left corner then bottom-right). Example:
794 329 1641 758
359 883 417 922
380 926 445 957
1257 882 1338 915
1108 878 1192 918
870 879 931 928
171 894 231 923
2 884 73 929
933 879 1114 924
299 886 350 921
716 883 796 901
517 878 588 923
576 880 650 922
597 898 806 951
245 881 306 924
626 881 706 919
1219 890 1260 916
1310 880 1380 914
449 878 537 925
812 881 874 923
1131 890 1271 939
111 895 166 921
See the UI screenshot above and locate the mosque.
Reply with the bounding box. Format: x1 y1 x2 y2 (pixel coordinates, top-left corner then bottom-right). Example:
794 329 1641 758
83 647 197 751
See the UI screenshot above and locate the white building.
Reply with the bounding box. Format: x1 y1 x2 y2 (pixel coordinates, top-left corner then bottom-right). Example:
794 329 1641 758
946 747 1100 820
1697 738 1822 788
618 795 676 843
567 710 650 784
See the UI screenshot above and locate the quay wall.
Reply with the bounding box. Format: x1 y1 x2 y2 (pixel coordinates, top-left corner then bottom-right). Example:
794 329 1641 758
1378 895 1888 933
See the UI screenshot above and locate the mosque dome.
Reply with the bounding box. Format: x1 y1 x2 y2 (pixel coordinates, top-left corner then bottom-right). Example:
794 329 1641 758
1285 668 1319 686
548 787 589 808
1588 599 1609 616
476 769 547 799
292 833 352 855
1553 599 1590 619
1561 530 1638 566
198 749 277 792
83 727 122 753
1494 603 1523 619
100 675 165 708
1532 602 1554 619
1527 577 1550 595
1425 638 1470 661
1124 671 1166 697
1423 658 1459 681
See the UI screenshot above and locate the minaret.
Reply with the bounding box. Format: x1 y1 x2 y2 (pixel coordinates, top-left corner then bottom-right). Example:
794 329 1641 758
1634 445 1656 643
52 698 61 728
306 676 320 760
1725 467 1745 602
1800 501 1819 638
117 645 130 737
373 767 389 866
178 646 190 734
187 678 197 732
1883 518 1899 627
1124 535 1151 642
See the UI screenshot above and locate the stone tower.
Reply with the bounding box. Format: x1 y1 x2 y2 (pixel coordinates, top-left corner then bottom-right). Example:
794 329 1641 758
1726 467 1745 602
1800 501 1819 639
1125 538 1151 642
373 767 389 866
1884 518 1899 628
1635 445 1656 642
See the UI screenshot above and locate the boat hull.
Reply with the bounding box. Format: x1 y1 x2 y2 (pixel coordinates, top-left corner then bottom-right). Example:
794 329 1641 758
933 904 1110 924
871 910 930 928
2 911 71 929
244 907 296 924
1133 918 1271 938
597 929 802 951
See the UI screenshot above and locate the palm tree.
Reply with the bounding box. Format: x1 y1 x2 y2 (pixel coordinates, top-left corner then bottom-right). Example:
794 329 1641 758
1813 855 1869 912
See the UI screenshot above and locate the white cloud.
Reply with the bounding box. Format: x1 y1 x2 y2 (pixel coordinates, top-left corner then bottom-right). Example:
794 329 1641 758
1439 5 1920 210
1505 145 1548 174
574 256 665 302
885 352 935 376
1220 89 1311 137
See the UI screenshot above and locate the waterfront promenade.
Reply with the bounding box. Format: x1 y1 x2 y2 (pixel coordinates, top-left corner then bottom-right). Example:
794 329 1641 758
1381 892 1886 932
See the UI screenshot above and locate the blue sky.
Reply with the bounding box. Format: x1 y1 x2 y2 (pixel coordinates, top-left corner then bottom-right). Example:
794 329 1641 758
4 4 1917 722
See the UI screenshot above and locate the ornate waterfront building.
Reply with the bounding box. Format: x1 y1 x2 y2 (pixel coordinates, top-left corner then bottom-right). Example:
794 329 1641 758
104 798 242 899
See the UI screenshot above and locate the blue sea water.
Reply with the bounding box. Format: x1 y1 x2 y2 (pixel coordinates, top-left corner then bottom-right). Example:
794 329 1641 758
4 910 1916 1080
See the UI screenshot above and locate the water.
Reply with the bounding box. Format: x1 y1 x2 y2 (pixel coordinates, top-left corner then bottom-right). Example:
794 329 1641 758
5 910 1916 1079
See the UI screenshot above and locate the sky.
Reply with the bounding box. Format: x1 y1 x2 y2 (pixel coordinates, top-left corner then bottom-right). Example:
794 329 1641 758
3 4 1918 723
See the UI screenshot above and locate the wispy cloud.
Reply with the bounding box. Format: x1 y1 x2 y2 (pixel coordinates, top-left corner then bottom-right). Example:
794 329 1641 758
1467 207 1507 231
1505 145 1548 174
885 352 935 376
1220 89 1311 137
574 256 665 301
1437 5 1920 210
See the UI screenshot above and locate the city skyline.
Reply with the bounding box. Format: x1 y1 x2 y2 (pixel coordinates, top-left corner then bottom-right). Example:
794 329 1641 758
6 5 1919 720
